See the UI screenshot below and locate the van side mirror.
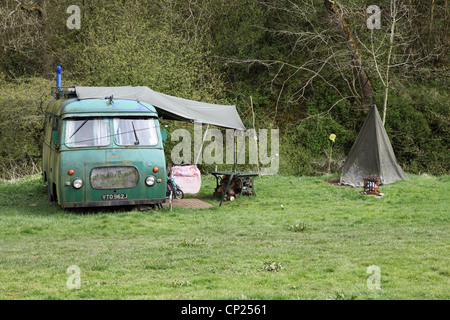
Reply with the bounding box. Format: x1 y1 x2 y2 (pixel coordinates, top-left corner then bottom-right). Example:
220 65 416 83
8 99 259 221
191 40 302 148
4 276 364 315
160 129 167 141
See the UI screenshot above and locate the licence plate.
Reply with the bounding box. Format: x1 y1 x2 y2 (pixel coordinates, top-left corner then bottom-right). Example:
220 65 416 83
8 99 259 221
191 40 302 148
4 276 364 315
102 193 128 200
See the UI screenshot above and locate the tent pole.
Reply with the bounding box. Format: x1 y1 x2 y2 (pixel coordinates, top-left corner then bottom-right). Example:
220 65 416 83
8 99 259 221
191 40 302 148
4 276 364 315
233 130 237 173
250 96 260 176
220 130 237 207
219 171 234 207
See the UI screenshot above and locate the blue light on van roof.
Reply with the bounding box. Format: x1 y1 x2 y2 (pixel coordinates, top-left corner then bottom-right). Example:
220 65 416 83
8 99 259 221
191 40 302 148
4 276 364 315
56 66 62 88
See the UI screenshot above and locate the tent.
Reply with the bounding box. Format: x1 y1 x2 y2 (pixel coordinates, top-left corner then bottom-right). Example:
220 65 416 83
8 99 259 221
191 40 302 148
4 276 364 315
75 86 246 131
340 105 408 187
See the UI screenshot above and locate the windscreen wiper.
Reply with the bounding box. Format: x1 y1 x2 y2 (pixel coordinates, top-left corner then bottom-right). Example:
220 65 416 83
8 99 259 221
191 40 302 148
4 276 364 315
69 119 89 139
131 121 140 145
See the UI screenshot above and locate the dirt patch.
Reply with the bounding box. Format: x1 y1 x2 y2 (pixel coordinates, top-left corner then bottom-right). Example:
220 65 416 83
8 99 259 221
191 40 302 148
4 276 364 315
325 177 384 197
327 177 341 185
325 177 360 189
164 198 213 209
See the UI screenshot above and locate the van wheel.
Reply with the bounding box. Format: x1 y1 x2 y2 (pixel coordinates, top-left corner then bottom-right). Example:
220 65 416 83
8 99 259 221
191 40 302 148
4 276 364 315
53 183 58 202
47 183 57 202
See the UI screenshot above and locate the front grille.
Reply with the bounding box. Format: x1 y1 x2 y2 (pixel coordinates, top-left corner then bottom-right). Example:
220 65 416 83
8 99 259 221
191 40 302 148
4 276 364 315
90 166 139 190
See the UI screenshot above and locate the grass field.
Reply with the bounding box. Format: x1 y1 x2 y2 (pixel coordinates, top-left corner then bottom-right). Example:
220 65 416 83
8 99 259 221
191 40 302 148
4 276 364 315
0 173 448 300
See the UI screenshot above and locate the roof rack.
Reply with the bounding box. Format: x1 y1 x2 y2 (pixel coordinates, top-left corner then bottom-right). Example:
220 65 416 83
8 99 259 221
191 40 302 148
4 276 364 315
51 86 76 99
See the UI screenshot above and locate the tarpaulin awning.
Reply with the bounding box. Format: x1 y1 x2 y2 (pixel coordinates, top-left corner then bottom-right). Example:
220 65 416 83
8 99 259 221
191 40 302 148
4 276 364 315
75 86 246 131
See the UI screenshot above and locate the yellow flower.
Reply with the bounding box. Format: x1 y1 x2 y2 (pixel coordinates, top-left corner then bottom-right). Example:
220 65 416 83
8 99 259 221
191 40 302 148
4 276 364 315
329 134 336 142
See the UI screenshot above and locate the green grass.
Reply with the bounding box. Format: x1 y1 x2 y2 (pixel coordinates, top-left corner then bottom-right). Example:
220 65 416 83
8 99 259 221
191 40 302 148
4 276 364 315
0 173 448 299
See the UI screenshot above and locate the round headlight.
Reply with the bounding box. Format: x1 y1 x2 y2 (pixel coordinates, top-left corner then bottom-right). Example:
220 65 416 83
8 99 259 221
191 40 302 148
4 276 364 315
145 175 156 186
73 178 83 189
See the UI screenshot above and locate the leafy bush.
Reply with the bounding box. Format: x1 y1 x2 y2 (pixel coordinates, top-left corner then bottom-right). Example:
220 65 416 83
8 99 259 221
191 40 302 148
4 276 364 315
376 82 449 176
0 77 52 179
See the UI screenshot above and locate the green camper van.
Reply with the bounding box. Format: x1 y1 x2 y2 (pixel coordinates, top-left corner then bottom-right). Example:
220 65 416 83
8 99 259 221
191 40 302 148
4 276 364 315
43 86 167 208
42 66 246 208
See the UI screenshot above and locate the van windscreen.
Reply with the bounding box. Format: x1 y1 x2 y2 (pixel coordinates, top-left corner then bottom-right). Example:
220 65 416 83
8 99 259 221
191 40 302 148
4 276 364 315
65 118 110 148
113 118 158 146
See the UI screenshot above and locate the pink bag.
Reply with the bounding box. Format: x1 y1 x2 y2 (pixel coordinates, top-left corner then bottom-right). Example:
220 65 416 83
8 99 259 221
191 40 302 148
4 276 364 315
170 165 201 194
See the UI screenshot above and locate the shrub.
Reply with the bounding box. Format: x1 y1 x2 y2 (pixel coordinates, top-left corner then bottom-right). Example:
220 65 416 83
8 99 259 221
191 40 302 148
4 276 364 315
0 77 52 180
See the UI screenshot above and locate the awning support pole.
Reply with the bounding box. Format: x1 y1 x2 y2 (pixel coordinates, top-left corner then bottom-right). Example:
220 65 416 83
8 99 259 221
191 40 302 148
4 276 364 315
220 130 237 207
233 130 237 173
194 124 209 166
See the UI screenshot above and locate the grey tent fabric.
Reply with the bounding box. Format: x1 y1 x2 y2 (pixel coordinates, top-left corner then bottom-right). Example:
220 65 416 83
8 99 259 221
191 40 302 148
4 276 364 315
340 105 408 187
75 86 246 131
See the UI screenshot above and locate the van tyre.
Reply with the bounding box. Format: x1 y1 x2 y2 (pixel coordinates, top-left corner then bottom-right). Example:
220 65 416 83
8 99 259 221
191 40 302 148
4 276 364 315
49 183 58 202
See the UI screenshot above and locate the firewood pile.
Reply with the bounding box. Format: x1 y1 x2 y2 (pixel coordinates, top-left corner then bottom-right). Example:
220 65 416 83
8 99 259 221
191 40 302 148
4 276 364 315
214 175 255 201
214 175 241 201
213 175 240 201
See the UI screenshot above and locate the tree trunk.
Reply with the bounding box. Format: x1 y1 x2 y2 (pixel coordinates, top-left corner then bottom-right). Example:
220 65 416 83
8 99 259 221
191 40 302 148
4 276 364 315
324 0 374 108
445 0 449 43
382 0 399 126
428 0 435 51
38 0 52 80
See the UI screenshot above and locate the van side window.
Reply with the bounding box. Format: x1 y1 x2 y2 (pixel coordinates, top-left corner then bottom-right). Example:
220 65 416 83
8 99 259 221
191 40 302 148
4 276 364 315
44 114 52 143
51 117 60 147
53 118 59 131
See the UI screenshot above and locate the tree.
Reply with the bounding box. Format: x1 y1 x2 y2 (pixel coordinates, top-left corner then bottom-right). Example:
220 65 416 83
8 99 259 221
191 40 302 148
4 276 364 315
0 0 43 78
324 0 374 108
